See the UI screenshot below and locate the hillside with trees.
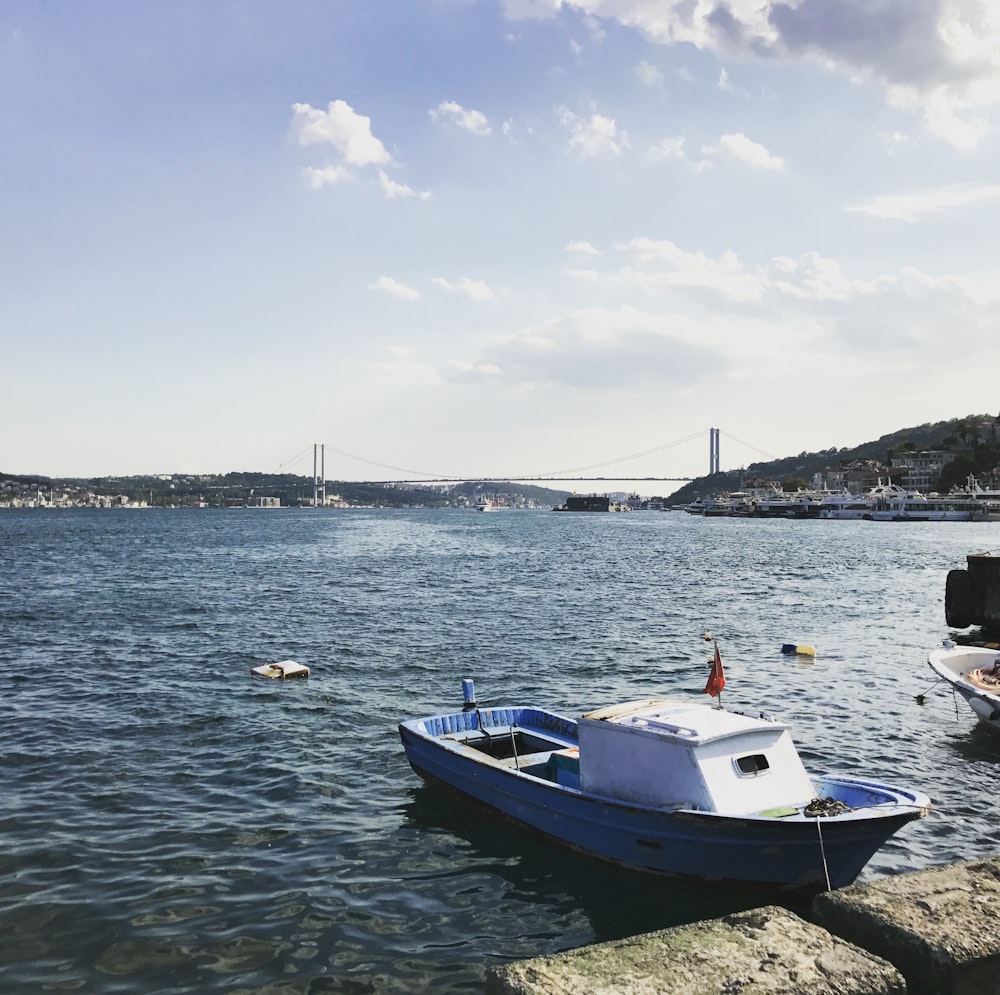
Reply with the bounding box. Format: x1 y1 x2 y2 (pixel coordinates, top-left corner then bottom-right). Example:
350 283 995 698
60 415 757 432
669 413 1000 505
0 470 570 510
6 414 1000 509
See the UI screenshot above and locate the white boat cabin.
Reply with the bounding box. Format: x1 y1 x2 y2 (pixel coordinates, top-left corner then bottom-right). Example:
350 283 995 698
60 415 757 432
578 699 815 815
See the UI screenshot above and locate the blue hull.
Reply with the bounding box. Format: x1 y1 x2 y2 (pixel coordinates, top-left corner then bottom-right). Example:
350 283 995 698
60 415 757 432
399 706 929 894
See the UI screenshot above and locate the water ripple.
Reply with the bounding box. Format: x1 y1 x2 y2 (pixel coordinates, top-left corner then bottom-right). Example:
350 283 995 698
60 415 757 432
2 508 998 991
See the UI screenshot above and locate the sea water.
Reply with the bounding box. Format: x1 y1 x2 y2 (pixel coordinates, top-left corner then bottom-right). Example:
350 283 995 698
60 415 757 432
3 508 999 993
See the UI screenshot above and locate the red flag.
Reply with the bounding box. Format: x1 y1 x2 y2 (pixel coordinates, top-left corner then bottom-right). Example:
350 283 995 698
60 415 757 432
704 641 726 697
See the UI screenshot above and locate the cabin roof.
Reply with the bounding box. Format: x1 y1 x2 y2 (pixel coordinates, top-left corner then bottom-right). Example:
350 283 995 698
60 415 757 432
580 698 789 746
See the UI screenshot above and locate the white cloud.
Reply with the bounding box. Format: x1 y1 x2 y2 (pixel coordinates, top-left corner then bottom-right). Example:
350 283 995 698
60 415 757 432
648 136 686 161
563 267 602 282
583 14 606 43
444 305 721 388
890 83 992 150
635 60 664 87
768 252 894 302
566 240 599 254
567 239 905 315
368 276 421 301
714 132 784 170
504 0 1000 148
432 276 497 301
292 99 428 198
446 360 505 382
502 0 563 16
899 264 1000 308
648 135 714 171
363 347 442 391
291 100 390 165
429 100 492 136
378 170 432 201
613 237 766 303
558 107 628 157
847 183 1000 222
879 130 911 147
303 165 352 188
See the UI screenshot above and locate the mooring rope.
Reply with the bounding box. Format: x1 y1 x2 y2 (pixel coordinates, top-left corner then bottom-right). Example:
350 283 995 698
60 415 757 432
815 817 832 892
914 677 944 704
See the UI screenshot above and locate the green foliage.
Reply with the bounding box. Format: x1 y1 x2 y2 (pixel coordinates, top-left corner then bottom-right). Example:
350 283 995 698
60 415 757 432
1 470 570 509
670 413 1000 504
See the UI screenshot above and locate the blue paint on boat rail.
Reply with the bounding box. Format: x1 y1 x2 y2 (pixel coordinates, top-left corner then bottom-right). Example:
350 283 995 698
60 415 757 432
417 707 578 742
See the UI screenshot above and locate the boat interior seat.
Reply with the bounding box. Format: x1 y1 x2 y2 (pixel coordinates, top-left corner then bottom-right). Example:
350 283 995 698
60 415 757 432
494 751 555 769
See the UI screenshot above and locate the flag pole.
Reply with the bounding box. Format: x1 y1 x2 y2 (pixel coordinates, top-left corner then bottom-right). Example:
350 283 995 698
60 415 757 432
703 637 726 708
716 640 724 710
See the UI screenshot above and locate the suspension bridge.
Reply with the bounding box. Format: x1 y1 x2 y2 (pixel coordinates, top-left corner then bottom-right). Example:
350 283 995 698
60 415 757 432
278 429 777 487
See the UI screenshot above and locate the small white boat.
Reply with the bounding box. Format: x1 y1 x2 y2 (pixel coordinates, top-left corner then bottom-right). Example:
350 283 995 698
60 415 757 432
928 642 1000 731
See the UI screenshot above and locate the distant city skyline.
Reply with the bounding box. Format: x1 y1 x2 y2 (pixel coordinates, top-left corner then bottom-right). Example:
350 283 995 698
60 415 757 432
4 2 1000 481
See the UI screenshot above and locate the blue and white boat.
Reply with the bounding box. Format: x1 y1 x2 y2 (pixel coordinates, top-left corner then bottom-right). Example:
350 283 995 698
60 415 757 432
399 683 930 894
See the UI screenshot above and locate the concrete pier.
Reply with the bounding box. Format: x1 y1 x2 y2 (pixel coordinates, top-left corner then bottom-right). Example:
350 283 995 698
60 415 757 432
813 857 1000 995
485 906 904 995
485 858 1000 994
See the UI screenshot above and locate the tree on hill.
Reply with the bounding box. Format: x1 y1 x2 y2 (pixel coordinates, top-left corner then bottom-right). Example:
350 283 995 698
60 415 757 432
669 413 1000 504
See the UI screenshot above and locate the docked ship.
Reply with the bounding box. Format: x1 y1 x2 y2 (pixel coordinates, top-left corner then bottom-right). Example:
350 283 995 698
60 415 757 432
817 491 875 519
869 492 976 522
752 489 824 518
553 494 611 512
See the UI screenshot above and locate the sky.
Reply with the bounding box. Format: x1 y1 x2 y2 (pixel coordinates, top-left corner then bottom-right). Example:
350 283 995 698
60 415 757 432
4 0 1000 491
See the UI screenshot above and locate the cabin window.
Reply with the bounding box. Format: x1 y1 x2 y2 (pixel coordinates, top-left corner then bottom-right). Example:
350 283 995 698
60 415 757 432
734 753 770 776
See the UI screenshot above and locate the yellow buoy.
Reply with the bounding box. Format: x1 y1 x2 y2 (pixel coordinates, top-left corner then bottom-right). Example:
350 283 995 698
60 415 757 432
781 643 817 657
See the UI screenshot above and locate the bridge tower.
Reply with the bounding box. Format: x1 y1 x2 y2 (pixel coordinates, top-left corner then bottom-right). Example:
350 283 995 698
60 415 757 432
313 444 326 507
709 428 720 476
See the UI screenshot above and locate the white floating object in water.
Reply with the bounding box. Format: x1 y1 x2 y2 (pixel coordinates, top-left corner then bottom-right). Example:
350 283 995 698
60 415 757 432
251 660 310 679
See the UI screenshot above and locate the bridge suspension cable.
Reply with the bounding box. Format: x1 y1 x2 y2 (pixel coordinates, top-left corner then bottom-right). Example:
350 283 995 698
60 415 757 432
718 431 777 463
522 430 709 479
314 430 711 481
313 446 462 480
277 446 316 472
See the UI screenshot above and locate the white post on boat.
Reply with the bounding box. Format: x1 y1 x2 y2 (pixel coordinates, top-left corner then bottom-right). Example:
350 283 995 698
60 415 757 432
462 678 476 711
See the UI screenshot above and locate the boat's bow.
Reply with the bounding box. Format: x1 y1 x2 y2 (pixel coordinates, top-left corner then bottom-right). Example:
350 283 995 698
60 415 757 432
928 642 1000 730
